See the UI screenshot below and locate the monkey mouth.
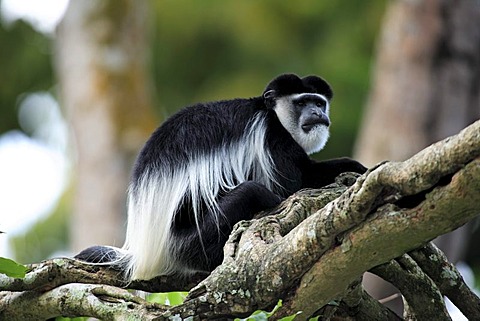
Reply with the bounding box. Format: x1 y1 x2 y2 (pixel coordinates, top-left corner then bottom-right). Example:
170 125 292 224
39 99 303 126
301 123 319 132
301 119 330 132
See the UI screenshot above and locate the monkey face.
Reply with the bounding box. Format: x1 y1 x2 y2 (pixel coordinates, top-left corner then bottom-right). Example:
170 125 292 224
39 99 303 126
273 93 330 155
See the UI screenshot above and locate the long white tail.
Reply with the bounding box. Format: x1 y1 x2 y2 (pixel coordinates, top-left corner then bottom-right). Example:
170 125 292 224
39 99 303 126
122 170 189 280
120 113 279 281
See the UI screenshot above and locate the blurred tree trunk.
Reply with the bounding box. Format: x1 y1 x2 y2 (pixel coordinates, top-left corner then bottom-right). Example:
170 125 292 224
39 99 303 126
355 0 480 166
354 0 480 312
55 0 156 252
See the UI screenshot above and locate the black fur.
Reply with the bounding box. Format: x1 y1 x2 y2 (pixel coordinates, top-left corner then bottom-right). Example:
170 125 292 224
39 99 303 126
264 73 333 100
75 73 366 279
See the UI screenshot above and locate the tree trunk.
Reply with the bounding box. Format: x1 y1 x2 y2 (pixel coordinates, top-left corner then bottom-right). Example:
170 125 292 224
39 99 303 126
355 0 480 166
354 0 480 312
55 0 156 252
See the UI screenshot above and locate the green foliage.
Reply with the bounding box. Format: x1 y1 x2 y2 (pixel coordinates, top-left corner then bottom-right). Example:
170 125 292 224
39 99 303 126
149 0 386 158
236 300 302 321
147 291 188 306
0 19 54 134
0 256 27 278
0 1 386 153
55 317 89 321
10 189 70 264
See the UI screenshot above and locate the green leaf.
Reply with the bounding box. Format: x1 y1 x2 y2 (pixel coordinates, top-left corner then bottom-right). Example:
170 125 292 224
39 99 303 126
146 291 188 306
166 291 188 306
0 257 28 278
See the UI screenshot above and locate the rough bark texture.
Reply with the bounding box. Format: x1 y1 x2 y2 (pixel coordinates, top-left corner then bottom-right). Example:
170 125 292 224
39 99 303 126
409 244 480 320
372 256 450 321
1 120 479 320
55 0 156 252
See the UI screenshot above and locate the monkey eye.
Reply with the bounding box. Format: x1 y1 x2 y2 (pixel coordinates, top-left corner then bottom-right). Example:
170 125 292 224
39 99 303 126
316 102 325 107
296 101 306 107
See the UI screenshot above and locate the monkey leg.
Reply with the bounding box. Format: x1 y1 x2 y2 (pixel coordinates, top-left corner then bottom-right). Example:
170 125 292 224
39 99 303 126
171 181 282 272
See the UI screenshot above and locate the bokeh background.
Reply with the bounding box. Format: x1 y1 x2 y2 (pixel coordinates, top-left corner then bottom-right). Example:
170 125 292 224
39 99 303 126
0 0 384 261
0 0 479 318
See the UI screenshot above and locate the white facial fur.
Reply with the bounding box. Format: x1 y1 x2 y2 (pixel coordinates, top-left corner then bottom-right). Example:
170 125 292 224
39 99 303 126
273 93 330 155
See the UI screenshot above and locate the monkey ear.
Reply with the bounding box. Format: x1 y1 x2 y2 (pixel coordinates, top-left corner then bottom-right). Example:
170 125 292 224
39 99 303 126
302 76 333 100
263 90 276 108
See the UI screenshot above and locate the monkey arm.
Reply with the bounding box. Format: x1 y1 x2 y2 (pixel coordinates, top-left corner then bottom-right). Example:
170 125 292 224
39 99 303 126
302 157 367 189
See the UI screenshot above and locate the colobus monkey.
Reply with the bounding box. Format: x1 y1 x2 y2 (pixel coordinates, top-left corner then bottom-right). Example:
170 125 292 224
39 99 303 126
76 73 367 281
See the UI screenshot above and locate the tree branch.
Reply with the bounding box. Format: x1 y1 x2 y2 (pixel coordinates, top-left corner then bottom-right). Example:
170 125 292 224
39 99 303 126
0 283 166 320
0 258 207 293
320 278 402 321
409 244 480 320
372 255 450 321
1 120 479 320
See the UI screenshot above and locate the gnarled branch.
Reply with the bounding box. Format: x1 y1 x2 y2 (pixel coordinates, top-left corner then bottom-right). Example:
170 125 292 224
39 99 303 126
1 120 479 320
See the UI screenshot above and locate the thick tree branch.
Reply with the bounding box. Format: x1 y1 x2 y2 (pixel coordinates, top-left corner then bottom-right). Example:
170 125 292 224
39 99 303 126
0 258 207 293
0 283 166 320
1 120 479 320
372 255 450 321
323 278 402 321
409 244 480 320
277 157 480 320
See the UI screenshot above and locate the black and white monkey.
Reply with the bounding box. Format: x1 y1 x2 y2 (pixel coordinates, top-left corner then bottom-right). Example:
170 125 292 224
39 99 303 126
76 73 367 281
